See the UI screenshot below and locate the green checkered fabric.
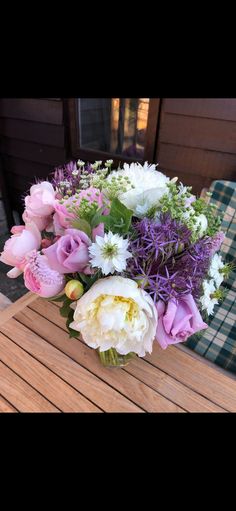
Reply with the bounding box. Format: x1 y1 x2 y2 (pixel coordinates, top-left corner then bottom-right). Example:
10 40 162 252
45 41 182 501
185 180 236 373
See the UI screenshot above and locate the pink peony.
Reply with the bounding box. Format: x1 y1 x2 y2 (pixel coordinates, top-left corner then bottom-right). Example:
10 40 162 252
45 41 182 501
156 294 208 349
43 228 92 274
24 250 65 298
24 181 56 230
0 222 41 277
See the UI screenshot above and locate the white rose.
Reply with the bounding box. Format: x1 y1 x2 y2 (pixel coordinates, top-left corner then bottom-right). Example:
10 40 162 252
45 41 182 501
70 276 157 357
105 162 169 218
24 181 56 217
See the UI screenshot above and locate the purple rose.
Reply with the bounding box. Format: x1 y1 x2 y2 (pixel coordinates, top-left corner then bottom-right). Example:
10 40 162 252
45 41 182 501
155 294 208 349
43 228 92 274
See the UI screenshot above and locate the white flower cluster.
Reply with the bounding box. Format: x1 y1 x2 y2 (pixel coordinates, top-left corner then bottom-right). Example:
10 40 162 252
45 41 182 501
200 254 225 315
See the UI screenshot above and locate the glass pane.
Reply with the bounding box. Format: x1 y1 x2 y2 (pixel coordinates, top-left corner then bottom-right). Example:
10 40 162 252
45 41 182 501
78 98 150 159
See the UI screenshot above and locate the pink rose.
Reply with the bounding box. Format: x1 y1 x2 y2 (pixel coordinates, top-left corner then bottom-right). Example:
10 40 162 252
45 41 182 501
24 251 65 298
43 228 92 274
24 181 56 230
156 294 208 349
22 209 52 232
0 222 41 277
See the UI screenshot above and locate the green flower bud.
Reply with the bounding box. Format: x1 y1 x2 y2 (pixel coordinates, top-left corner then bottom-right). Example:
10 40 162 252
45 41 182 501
65 280 84 301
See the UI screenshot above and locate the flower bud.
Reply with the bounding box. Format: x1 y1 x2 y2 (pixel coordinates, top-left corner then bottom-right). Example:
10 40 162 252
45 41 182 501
65 280 84 300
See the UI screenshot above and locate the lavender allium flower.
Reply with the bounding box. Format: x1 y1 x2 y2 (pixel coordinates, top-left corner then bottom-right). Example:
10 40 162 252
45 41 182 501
208 231 225 256
127 215 213 303
51 160 81 196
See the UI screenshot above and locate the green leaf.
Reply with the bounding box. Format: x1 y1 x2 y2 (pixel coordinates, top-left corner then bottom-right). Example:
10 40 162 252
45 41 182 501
78 272 91 285
90 207 106 229
66 309 80 339
59 297 73 317
92 198 133 235
71 218 92 237
78 271 101 290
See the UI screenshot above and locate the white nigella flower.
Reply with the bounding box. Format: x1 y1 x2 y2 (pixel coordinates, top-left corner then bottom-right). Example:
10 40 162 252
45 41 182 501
88 231 132 276
199 279 219 316
209 253 224 288
105 162 170 218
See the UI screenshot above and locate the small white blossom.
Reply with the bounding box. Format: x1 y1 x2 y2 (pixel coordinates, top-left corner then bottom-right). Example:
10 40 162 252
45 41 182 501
60 180 71 188
95 160 102 166
105 159 113 167
209 253 224 288
88 231 132 276
192 213 208 237
77 160 85 167
199 279 218 316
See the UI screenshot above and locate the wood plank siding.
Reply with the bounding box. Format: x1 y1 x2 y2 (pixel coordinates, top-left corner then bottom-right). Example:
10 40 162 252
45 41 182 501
156 98 236 193
1 98 236 223
0 98 66 216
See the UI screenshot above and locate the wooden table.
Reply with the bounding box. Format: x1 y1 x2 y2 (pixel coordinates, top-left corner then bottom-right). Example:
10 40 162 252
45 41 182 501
0 292 236 413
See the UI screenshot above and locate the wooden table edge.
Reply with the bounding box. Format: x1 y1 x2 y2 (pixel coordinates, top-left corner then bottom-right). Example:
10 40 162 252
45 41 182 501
0 292 38 327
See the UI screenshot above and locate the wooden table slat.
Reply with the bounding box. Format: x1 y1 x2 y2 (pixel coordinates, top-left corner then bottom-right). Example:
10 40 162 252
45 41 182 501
145 345 236 412
1 317 143 413
0 331 101 412
0 292 37 327
0 392 18 413
14 305 186 413
29 299 227 413
0 360 58 412
0 293 235 412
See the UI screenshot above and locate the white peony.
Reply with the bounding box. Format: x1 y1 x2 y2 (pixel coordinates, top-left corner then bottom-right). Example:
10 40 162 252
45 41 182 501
70 276 157 357
105 162 170 218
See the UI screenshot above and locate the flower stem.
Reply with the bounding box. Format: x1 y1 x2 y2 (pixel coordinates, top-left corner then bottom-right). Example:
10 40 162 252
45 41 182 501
98 348 136 367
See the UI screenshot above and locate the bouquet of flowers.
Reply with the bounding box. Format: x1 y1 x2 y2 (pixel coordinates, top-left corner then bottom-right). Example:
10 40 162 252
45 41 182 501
0 160 231 367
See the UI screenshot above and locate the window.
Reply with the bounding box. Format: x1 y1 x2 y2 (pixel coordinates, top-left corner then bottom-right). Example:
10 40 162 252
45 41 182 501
67 98 160 164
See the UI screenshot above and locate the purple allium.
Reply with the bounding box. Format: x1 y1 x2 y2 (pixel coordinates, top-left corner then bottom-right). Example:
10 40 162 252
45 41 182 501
127 215 213 303
51 161 81 196
207 231 225 256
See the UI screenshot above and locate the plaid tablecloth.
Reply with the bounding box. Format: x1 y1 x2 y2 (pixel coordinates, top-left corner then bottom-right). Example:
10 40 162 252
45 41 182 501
185 180 236 373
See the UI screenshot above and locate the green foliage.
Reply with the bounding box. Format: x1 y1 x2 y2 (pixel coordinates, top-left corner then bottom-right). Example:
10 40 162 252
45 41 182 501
66 308 80 339
78 270 102 291
192 198 223 237
71 218 92 237
57 295 80 338
91 198 133 235
59 297 73 317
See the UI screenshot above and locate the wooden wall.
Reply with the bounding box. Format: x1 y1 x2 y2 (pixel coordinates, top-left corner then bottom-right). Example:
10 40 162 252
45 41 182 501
1 97 236 225
156 99 236 193
0 98 66 215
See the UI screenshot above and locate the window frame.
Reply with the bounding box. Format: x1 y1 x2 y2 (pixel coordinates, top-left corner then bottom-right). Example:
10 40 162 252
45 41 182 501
65 98 160 165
